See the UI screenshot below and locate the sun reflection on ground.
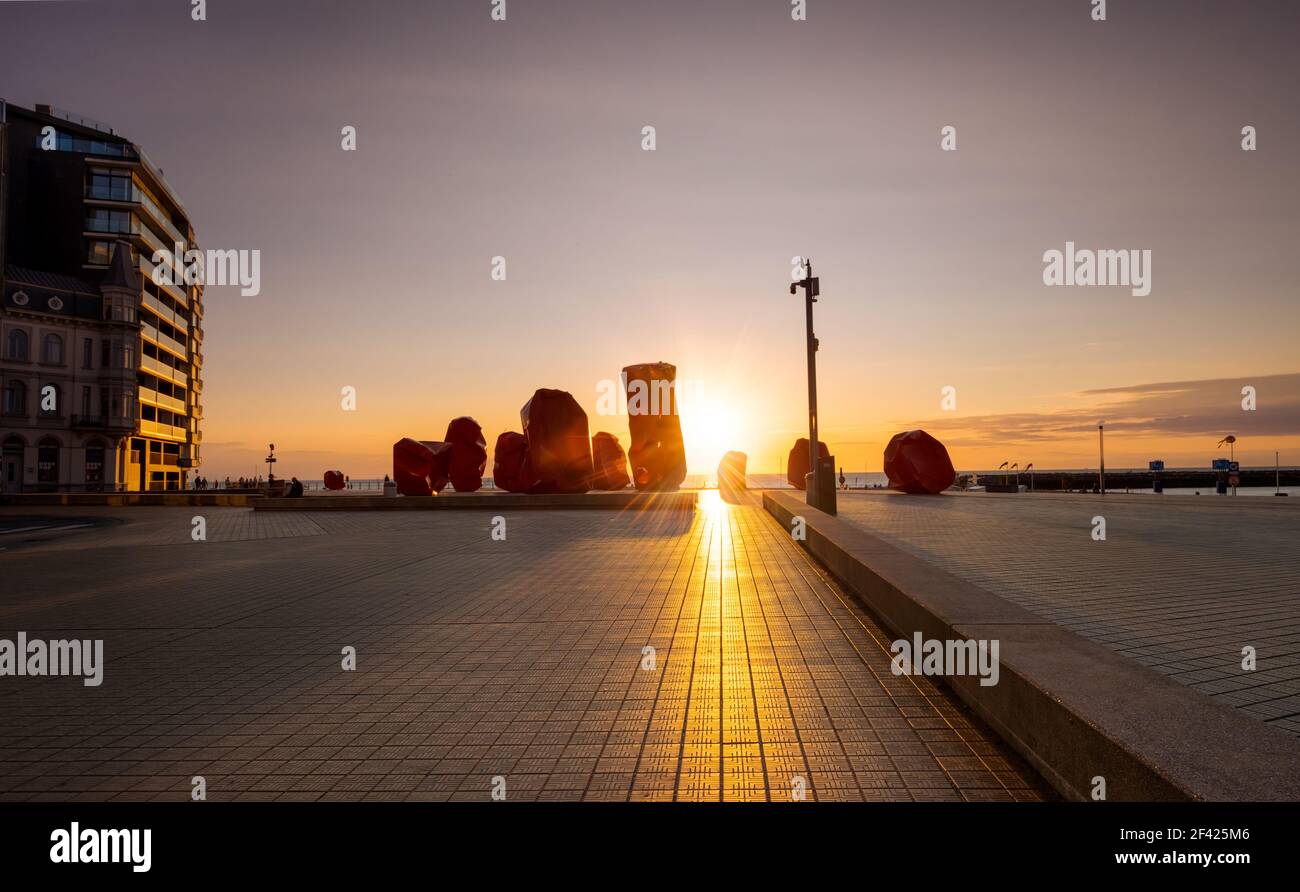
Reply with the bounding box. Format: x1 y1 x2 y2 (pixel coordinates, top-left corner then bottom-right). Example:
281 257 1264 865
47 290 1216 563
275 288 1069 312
697 488 727 514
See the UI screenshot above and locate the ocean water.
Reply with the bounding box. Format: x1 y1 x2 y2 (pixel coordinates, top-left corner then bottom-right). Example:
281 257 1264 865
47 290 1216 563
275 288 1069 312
300 472 892 492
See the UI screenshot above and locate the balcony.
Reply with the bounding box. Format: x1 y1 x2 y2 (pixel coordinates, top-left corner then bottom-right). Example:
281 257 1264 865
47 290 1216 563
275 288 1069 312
85 181 186 247
141 353 188 385
142 291 188 333
137 254 188 305
141 320 187 359
139 384 187 415
139 418 187 441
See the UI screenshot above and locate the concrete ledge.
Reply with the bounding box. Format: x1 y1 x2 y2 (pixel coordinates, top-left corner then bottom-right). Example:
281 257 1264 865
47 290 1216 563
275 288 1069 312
0 493 256 507
256 490 698 511
764 489 1300 801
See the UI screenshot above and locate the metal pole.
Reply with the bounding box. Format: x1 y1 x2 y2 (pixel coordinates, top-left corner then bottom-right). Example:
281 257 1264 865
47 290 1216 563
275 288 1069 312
804 259 820 508
1098 423 1105 495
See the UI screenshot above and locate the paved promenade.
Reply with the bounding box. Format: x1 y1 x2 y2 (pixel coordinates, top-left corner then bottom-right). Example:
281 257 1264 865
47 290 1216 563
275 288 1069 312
835 491 1300 736
0 500 1048 801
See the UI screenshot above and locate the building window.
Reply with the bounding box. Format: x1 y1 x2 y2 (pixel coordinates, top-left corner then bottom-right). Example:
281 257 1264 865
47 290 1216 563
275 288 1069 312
3 380 27 416
87 168 134 202
86 240 113 265
41 333 64 365
101 339 111 366
82 386 92 418
83 337 93 369
85 208 133 235
6 328 29 361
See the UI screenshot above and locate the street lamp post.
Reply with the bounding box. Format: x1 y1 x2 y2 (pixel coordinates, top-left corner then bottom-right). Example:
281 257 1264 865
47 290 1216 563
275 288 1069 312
792 257 831 513
265 443 277 487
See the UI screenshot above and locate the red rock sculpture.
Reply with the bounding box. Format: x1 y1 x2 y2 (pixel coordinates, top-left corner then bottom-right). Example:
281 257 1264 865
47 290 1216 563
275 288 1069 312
883 429 956 494
323 470 346 491
623 362 686 491
718 451 747 503
520 389 593 493
786 438 830 490
444 416 488 492
591 432 631 490
492 431 536 493
392 438 452 496
393 438 435 496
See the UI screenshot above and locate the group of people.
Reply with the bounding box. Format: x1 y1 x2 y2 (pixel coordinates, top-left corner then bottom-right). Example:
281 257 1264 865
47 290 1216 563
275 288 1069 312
189 475 268 490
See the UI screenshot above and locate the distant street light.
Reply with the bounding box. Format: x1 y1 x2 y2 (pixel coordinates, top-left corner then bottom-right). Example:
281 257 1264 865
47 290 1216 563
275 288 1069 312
1098 422 1106 495
1218 435 1238 496
266 442 277 485
1217 434 1237 463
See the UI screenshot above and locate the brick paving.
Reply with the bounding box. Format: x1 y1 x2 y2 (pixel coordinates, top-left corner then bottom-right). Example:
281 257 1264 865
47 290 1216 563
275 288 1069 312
0 500 1050 802
835 491 1300 736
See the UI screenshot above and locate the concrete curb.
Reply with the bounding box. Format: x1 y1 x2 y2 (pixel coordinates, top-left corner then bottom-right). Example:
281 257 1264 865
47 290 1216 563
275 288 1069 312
0 493 256 507
256 490 698 511
764 489 1300 801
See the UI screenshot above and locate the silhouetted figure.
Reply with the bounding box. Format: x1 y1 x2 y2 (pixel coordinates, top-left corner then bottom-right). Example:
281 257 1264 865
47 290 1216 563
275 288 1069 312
287 476 304 498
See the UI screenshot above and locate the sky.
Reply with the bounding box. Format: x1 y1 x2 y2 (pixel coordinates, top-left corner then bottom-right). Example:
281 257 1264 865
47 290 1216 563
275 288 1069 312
2 0 1298 477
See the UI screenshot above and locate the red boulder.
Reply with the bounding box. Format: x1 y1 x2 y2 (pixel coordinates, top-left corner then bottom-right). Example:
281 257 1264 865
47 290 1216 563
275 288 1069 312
591 432 631 490
623 362 686 491
521 389 593 493
444 416 488 492
883 429 956 494
786 438 830 490
323 470 346 491
492 431 536 493
718 451 747 503
392 438 452 496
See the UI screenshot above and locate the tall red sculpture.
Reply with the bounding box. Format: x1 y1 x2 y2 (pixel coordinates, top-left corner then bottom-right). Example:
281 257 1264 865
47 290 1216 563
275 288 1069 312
521 388 593 493
591 432 631 490
323 470 346 491
718 451 747 503
623 362 686 491
786 438 830 490
492 431 536 493
883 429 956 494
444 416 488 492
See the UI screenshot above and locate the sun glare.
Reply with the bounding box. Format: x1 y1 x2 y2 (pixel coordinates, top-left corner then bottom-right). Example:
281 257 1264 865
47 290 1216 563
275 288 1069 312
680 399 741 477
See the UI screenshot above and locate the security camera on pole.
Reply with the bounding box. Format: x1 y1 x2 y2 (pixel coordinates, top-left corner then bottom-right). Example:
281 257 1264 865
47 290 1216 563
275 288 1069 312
791 258 835 515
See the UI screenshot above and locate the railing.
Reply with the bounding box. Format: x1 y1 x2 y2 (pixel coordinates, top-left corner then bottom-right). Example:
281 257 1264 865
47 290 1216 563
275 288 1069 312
142 353 186 384
139 418 187 440
137 254 188 305
142 291 188 333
